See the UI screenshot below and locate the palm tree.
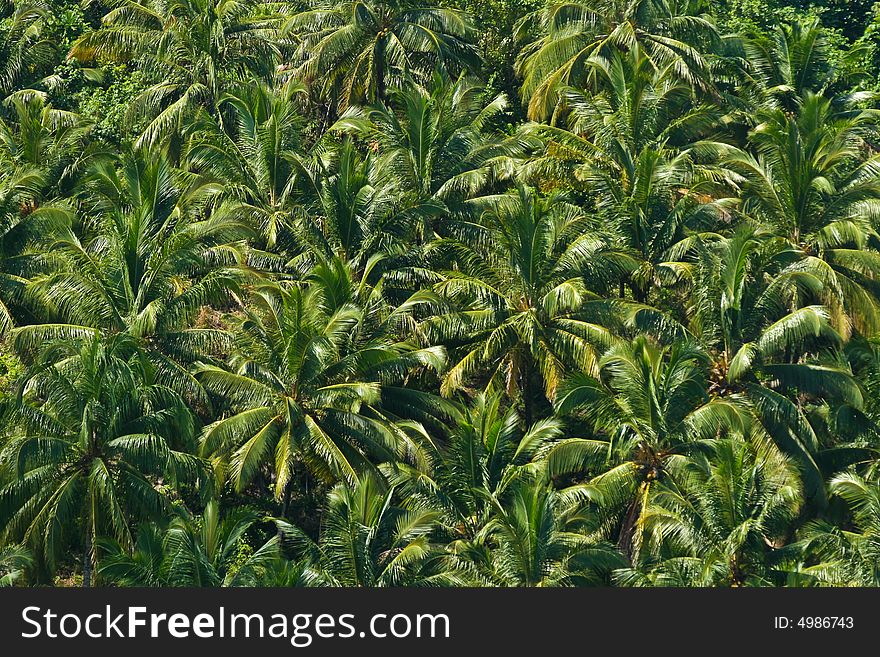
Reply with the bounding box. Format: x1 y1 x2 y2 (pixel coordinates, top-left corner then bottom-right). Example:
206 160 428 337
726 91 880 336
355 74 526 215
0 90 92 193
69 0 282 147
99 500 282 586
278 472 471 586
424 184 634 421
186 81 409 274
0 1 56 94
294 138 409 272
516 0 720 120
687 228 866 504
283 0 480 112
198 258 447 502
743 18 854 111
615 437 801 586
3 0 880 592
0 334 204 585
0 91 91 335
0 173 67 336
0 193 45 336
387 392 564 543
553 335 748 560
479 470 626 585
795 473 880 586
16 148 250 408
0 543 32 585
317 75 529 271
522 46 733 301
185 79 309 255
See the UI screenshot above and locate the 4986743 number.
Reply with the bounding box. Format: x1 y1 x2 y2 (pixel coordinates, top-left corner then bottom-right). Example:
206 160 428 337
774 616 854 629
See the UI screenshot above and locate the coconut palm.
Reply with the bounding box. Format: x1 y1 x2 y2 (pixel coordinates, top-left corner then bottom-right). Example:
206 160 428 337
185 79 310 256
516 0 720 120
726 91 880 336
386 392 566 543
283 0 480 112
0 171 67 336
0 543 32 585
0 90 92 193
615 437 801 586
317 76 530 272
478 469 626 585
15 148 251 408
0 1 56 94
99 499 282 586
687 228 866 504
186 81 412 274
277 472 471 586
794 473 880 586
522 46 733 301
423 184 635 421
1 0 880 592
69 0 282 147
0 334 205 585
353 74 527 215
743 18 860 111
553 335 749 560
295 139 412 272
198 257 448 502
0 91 90 334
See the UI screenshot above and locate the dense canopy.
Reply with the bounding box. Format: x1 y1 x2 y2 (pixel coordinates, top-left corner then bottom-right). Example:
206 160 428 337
2 0 880 587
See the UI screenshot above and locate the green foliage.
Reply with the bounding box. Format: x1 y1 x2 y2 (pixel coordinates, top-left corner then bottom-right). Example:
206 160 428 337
1 0 880 588
0 344 21 396
72 65 150 145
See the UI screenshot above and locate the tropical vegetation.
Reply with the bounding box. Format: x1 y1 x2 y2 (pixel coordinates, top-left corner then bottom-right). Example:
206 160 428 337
1 0 880 587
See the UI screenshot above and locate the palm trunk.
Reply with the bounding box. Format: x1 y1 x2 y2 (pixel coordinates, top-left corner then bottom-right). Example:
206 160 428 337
276 479 294 548
618 485 647 565
632 282 646 304
522 356 534 427
82 515 93 588
281 479 293 519
375 37 387 103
